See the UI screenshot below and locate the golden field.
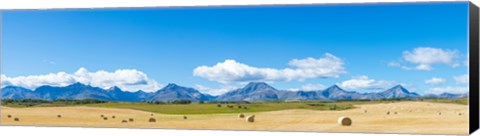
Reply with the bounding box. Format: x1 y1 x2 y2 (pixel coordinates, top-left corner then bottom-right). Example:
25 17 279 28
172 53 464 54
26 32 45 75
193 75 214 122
0 101 468 135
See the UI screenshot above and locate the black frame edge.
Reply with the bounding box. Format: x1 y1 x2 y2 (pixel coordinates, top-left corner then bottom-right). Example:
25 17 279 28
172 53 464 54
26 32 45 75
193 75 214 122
469 1 480 134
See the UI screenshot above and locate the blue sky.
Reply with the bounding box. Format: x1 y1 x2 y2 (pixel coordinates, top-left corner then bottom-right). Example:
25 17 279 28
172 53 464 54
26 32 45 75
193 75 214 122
0 2 470 95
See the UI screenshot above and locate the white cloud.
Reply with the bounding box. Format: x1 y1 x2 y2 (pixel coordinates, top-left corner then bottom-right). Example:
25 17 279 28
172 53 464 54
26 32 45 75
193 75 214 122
337 76 395 91
1 67 163 92
426 86 468 94
390 47 460 71
288 83 326 91
194 84 237 96
453 74 469 84
193 53 346 84
424 77 447 85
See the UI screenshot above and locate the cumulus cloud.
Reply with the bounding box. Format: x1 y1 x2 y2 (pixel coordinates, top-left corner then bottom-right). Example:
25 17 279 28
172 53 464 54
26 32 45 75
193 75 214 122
389 47 461 71
426 86 468 94
288 83 326 91
193 53 346 84
1 67 163 92
453 74 469 84
424 77 447 85
194 84 238 96
337 76 395 91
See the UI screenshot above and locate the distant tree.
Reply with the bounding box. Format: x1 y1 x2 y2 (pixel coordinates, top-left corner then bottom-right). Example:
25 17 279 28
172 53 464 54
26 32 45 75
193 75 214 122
172 100 192 104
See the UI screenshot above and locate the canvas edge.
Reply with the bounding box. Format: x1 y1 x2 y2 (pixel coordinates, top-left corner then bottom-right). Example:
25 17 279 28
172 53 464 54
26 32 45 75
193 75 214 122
469 1 480 134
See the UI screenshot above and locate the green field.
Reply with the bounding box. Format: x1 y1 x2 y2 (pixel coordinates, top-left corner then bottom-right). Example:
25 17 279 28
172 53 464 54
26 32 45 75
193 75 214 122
421 97 468 105
1 98 468 115
85 102 355 114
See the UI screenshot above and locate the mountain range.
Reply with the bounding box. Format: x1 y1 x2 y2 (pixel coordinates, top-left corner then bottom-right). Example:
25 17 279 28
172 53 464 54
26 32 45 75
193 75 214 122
0 82 467 102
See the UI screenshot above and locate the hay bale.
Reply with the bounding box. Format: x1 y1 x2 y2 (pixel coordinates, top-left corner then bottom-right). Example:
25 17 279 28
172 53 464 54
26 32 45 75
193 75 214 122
217 104 221 108
103 117 108 120
458 113 462 116
14 117 19 121
243 106 248 109
129 118 134 122
238 113 245 118
112 115 116 119
338 116 352 126
386 111 390 115
238 106 242 109
100 115 104 117
394 112 398 115
438 112 442 115
149 118 156 123
246 115 255 123
364 110 367 113
7 115 12 118
57 115 62 118
151 113 154 116
121 120 128 123
183 115 188 120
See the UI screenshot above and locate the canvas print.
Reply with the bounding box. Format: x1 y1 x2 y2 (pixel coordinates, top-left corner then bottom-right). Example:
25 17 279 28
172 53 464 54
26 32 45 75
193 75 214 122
0 2 473 135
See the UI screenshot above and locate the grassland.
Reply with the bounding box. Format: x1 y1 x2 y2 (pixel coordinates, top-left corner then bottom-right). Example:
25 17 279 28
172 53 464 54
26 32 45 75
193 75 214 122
2 98 468 114
421 97 468 105
84 102 354 114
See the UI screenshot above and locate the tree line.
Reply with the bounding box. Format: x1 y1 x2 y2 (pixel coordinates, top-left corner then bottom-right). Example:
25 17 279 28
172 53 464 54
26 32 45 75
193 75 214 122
1 99 107 107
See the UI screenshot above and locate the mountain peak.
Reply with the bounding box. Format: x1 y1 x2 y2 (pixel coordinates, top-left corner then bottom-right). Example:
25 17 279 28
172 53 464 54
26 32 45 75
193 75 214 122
244 82 274 90
67 82 89 88
330 84 341 89
378 85 418 99
165 83 180 88
388 85 409 93
325 85 345 92
107 86 122 91
392 84 404 88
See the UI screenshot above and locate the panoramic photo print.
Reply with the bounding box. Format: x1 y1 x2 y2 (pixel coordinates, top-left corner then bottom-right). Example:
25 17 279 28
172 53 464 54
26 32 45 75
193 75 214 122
0 2 471 135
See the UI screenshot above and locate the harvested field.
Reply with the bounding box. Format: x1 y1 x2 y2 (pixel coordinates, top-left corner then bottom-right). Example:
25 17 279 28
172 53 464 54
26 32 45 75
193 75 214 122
0 101 468 135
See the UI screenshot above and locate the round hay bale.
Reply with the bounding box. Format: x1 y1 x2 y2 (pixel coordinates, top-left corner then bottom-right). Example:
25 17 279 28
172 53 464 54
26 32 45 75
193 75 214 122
243 106 248 109
438 112 442 115
129 118 134 122
364 110 367 113
112 116 116 119
14 117 20 122
121 120 128 123
338 116 352 126
386 111 390 115
7 115 12 118
458 113 462 116
149 118 156 123
238 113 245 118
103 117 108 120
217 104 221 108
151 113 154 116
246 115 255 123
394 112 398 115
183 116 188 120
238 106 242 109
100 115 104 117
57 115 62 118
